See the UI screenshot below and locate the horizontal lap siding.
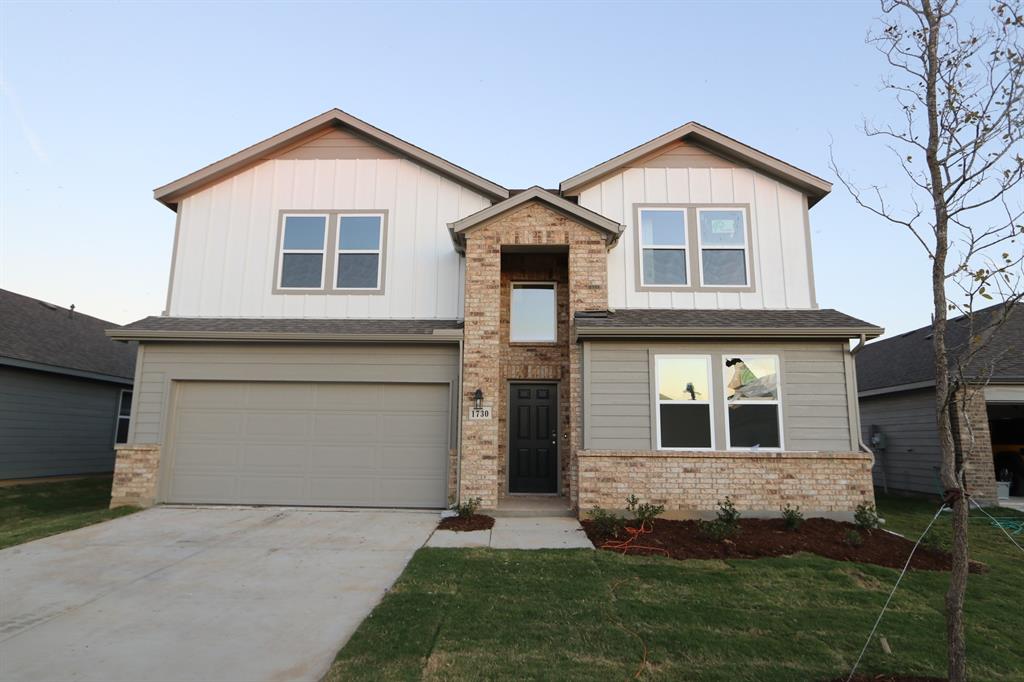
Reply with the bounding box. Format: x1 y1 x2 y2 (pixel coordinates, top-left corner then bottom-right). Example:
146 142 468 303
0 366 122 478
584 340 853 452
859 389 942 494
130 343 460 446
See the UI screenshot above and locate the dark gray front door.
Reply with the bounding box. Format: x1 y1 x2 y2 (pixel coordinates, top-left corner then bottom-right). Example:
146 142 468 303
509 383 558 493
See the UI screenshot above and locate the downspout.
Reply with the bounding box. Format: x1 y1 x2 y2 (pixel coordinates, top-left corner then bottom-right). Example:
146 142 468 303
851 333 888 493
455 337 464 507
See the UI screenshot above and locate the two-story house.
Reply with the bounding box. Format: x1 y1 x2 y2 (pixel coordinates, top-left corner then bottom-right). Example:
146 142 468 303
108 109 883 517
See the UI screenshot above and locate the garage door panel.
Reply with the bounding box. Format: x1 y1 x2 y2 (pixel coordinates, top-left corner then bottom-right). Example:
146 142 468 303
166 381 449 508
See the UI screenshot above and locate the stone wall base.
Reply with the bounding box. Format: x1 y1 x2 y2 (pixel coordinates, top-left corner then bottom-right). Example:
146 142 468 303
577 450 875 515
110 444 161 508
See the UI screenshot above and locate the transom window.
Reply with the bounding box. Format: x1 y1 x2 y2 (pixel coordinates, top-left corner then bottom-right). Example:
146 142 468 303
655 356 714 449
724 355 782 449
639 209 687 286
115 389 132 444
276 211 386 292
336 215 383 289
510 283 556 343
698 208 749 286
279 215 327 289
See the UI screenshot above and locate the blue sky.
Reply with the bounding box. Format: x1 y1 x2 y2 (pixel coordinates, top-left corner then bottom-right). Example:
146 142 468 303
0 1 991 335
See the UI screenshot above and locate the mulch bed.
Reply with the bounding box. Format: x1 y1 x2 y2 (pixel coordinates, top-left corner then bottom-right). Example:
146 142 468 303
581 517 985 573
437 514 495 532
827 676 947 681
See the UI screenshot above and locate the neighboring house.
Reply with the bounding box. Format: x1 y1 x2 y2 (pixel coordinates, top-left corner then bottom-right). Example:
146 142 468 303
0 289 137 479
108 109 883 518
857 303 1024 504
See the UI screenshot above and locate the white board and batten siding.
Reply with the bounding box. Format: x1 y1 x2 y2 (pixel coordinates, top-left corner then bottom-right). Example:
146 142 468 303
167 157 492 319
576 159 817 311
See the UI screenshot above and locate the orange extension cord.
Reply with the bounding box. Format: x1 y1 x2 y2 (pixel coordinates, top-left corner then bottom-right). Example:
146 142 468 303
600 520 669 557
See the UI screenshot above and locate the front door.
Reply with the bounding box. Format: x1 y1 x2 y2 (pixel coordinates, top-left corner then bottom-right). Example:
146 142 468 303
509 383 558 493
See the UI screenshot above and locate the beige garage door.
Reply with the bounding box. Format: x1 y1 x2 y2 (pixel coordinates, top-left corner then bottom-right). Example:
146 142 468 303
165 381 449 507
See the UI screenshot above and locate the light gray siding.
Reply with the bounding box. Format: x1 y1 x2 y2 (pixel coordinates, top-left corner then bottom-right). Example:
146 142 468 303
859 389 942 495
584 339 856 452
0 365 124 478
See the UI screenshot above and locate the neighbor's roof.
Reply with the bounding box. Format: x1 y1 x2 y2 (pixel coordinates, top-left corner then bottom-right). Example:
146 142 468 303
856 302 1024 395
574 308 882 340
153 109 509 210
108 316 463 342
0 289 136 382
447 186 624 251
560 121 833 205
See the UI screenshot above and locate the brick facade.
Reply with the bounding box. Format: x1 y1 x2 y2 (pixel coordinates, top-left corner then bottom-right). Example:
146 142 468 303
954 386 998 502
110 444 161 508
578 450 874 514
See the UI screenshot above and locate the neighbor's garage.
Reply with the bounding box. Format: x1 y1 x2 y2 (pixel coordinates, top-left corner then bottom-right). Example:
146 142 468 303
128 342 459 508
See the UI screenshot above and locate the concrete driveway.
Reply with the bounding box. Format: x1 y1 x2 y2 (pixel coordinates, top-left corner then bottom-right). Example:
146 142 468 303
0 506 438 682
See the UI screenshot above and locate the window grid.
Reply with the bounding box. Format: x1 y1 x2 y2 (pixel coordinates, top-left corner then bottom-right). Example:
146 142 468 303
655 354 715 451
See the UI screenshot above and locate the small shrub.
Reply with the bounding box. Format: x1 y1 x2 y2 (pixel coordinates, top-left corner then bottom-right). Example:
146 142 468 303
452 497 481 519
854 503 879 530
716 497 741 527
781 504 804 531
626 494 665 527
698 519 735 542
920 532 949 554
845 529 864 547
588 506 626 539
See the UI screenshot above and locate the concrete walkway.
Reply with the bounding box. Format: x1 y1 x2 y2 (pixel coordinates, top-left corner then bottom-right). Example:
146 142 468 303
426 516 593 549
0 506 437 682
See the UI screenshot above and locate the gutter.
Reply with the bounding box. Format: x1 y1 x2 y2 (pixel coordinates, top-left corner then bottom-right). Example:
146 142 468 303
105 329 464 343
574 326 885 342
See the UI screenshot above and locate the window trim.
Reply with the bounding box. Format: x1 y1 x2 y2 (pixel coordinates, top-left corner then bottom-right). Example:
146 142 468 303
510 281 558 344
272 209 389 295
115 389 132 445
654 354 716 451
276 213 329 291
696 207 751 288
721 353 784 451
334 213 384 292
638 208 689 288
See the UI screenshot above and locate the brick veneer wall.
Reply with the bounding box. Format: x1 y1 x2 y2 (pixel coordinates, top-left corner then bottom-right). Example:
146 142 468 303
955 386 997 502
110 444 161 508
578 450 875 514
460 202 609 508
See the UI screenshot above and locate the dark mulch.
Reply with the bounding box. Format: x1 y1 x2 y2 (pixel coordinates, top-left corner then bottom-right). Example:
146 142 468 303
438 514 495 532
827 676 947 682
581 517 985 572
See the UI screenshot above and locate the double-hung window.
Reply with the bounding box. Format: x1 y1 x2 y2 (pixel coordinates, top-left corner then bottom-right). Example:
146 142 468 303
655 356 714 449
336 214 383 289
639 208 688 286
697 208 749 286
279 215 328 289
115 389 132 444
723 355 782 449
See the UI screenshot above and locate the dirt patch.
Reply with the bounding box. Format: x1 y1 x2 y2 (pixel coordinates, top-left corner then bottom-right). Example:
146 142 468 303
827 676 947 682
437 514 495 532
580 517 985 573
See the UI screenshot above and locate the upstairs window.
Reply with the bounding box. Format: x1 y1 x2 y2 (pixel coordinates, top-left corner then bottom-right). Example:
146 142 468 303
698 209 749 286
336 214 383 289
510 283 556 342
724 355 782 449
279 215 327 289
655 356 713 449
639 209 687 286
115 390 132 444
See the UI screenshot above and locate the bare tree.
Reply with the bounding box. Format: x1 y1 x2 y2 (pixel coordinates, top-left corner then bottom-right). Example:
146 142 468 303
832 1 1023 680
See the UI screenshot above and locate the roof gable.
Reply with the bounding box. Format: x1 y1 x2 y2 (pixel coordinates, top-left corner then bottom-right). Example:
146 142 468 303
559 122 833 206
154 109 509 210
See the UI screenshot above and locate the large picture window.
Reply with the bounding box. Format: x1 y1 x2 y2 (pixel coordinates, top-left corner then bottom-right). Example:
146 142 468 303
697 208 749 286
510 283 556 342
639 209 688 286
723 355 782 449
655 355 714 449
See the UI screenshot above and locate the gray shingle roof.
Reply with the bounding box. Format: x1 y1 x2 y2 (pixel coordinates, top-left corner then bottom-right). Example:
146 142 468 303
0 289 137 380
574 308 881 336
111 316 463 339
856 302 1024 393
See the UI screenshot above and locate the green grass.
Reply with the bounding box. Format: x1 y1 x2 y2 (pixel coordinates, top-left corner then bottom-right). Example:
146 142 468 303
328 494 1024 681
0 476 139 549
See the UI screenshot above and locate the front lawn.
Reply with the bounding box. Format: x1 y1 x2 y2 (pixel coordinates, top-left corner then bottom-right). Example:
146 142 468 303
328 495 1024 681
0 476 138 550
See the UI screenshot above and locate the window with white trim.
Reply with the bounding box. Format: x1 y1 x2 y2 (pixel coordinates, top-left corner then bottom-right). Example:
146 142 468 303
115 390 132 444
639 209 687 286
655 355 713 449
510 283 556 342
723 355 782 449
336 214 383 289
698 208 749 286
279 215 327 289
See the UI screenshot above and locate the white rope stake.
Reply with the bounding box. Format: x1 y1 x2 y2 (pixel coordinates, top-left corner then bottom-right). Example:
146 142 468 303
969 497 1024 554
846 503 948 682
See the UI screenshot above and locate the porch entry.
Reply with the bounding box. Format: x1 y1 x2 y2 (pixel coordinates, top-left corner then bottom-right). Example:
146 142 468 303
508 382 558 493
